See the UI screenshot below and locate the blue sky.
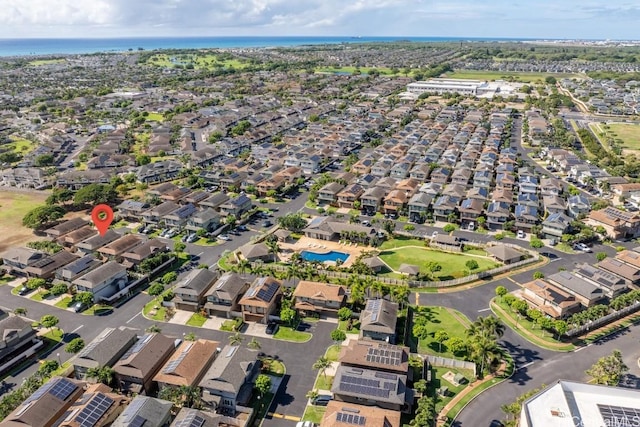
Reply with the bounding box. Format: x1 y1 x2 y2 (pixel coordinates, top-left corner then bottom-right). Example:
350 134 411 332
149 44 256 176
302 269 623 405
0 0 636 39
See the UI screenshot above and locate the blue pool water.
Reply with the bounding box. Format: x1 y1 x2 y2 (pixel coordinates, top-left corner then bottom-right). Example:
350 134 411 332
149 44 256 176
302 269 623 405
301 250 350 263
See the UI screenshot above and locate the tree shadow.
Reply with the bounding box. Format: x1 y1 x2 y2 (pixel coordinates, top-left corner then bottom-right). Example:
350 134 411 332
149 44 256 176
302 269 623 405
270 374 295 408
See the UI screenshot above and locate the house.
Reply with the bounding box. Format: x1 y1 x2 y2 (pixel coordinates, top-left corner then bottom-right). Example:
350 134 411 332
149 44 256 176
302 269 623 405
57 382 129 427
199 344 262 412
238 277 282 324
540 177 563 197
0 377 85 427
173 268 218 312
458 198 484 228
114 333 177 395
169 407 246 427
0 247 46 276
72 261 128 303
432 195 460 223
55 255 102 282
360 187 386 215
321 401 402 427
154 339 220 390
337 183 365 209
519 380 640 427
585 207 640 240
186 208 221 232
200 193 231 211
542 195 567 216
73 327 138 380
598 258 640 285
293 281 347 317
116 200 150 221
97 234 144 260
407 193 432 223
517 193 540 209
383 189 408 215
617 250 640 270
542 213 572 239
203 272 250 318
491 188 514 204
111 396 173 427
75 230 120 255
547 271 606 307
0 310 41 375
220 194 252 218
44 218 89 239
451 168 472 187
567 195 591 218
318 182 345 206
137 160 182 184
331 365 411 412
338 340 409 374
24 250 78 279
140 201 180 226
121 238 168 268
514 205 539 232
573 263 629 299
58 226 97 248
430 167 450 184
485 244 525 265
521 279 581 319
360 299 398 344
238 243 272 263
163 203 198 228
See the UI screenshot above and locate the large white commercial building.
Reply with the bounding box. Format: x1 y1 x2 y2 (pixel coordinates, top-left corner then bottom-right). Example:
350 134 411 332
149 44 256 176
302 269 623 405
406 78 519 98
520 380 640 427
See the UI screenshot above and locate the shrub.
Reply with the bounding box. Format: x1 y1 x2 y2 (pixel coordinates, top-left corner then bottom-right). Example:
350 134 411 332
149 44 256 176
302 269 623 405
148 283 165 296
465 260 479 270
530 238 544 248
494 233 505 240
596 252 607 262
443 224 456 233
404 224 415 231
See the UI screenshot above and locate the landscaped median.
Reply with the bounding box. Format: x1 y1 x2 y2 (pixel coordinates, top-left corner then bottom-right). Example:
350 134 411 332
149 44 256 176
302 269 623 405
273 325 312 343
490 298 575 352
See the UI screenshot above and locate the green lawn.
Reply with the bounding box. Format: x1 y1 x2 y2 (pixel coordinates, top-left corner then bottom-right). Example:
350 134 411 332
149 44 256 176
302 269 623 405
302 406 327 424
325 345 342 362
145 112 164 122
605 123 640 152
143 300 167 321
415 307 471 358
194 237 219 246
220 318 243 332
338 319 360 332
6 137 35 154
380 236 427 250
0 275 16 286
444 70 581 83
429 366 475 413
262 358 286 376
186 313 207 327
274 326 312 343
146 53 251 70
54 296 73 309
83 304 112 316
555 242 577 254
314 374 334 391
379 247 500 280
31 290 51 301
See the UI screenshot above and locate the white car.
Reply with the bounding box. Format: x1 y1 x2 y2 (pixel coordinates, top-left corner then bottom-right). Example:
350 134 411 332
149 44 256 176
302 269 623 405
517 230 525 239
574 243 592 253
296 422 317 427
218 234 231 241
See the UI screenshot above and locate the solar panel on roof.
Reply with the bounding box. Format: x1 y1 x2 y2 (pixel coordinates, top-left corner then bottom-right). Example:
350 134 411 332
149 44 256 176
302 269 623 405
76 393 114 427
336 412 366 425
176 412 206 427
128 415 146 427
49 378 78 401
122 334 153 359
25 381 55 403
123 397 146 419
375 372 398 380
257 281 279 302
597 404 640 427
31 258 54 268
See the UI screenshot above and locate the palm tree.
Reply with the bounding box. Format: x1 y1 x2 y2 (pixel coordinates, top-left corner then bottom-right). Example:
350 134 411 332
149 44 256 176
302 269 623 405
312 356 332 379
467 315 505 340
237 258 251 274
391 285 411 309
470 335 501 377
86 366 115 386
247 337 261 350
266 239 279 263
229 332 243 346
146 324 162 333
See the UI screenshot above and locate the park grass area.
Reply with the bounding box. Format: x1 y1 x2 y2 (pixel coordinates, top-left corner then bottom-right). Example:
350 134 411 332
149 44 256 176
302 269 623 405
302 406 327 424
54 296 73 309
82 304 112 316
0 274 15 285
491 298 575 351
443 70 581 83
314 374 334 391
194 237 219 246
28 58 65 66
146 53 250 70
315 66 403 76
274 326 312 343
186 312 207 327
0 190 48 253
145 112 164 122
379 236 427 250
415 307 471 358
605 123 640 152
325 345 342 362
379 247 500 280
429 366 475 413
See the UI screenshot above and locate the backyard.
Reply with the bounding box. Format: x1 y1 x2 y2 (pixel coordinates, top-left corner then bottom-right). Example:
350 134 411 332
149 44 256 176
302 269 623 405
379 245 500 280
414 306 471 358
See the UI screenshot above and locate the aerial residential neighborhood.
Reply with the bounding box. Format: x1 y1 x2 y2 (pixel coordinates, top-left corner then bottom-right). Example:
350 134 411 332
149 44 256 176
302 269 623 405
1 38 640 427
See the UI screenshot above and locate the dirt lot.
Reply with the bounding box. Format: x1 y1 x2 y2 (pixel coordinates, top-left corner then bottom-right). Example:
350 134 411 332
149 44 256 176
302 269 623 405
0 189 48 253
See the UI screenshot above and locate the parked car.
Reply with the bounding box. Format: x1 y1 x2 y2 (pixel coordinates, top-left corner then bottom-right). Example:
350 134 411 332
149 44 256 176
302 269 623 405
165 229 179 238
548 238 558 246
262 220 272 228
468 222 475 231
158 228 169 237
296 422 317 427
72 301 87 313
517 230 525 239
266 322 279 335
236 225 247 231
17 286 29 296
574 243 592 253
186 233 198 243
312 395 332 406
361 220 371 227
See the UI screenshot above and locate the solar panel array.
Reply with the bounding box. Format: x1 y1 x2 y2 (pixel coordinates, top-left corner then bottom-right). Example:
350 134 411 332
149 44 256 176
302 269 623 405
336 412 366 425
339 381 390 399
175 412 206 427
31 257 54 268
598 404 640 427
128 415 146 427
121 397 146 425
76 393 114 427
122 334 153 359
342 374 380 388
257 281 279 302
50 378 78 401
366 347 402 366
163 342 194 374
25 381 56 403
374 371 398 381
367 299 382 322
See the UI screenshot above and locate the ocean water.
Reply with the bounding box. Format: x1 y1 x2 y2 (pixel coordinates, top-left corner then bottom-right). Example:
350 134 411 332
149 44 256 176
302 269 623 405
0 36 537 57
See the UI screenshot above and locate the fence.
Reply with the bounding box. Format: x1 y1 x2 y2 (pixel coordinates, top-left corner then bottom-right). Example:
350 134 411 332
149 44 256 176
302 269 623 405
426 355 477 376
565 300 640 337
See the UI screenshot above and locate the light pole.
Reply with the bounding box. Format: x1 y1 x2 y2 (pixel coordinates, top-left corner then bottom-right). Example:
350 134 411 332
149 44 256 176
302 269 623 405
56 353 61 365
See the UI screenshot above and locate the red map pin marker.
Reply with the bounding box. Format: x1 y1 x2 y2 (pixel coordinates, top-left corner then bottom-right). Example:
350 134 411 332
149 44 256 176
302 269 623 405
91 204 114 236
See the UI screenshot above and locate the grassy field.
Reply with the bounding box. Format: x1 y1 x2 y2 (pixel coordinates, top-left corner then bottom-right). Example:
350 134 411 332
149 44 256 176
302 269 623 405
605 123 640 152
146 53 250 70
379 247 500 280
145 112 164 122
0 190 48 252
379 236 427 250
54 296 73 309
443 70 582 83
316 66 403 76
302 406 326 424
28 59 66 66
430 366 475 413
415 306 471 358
325 345 342 362
314 374 334 391
6 137 35 155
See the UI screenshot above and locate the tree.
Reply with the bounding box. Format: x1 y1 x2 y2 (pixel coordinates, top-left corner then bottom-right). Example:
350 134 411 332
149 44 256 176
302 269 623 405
470 335 501 377
255 374 271 397
465 259 479 270
40 315 59 333
136 154 151 166
495 286 508 300
586 350 628 386
330 329 347 344
73 183 117 205
148 283 165 296
22 205 65 229
162 271 178 284
443 224 456 232
530 238 544 248
74 291 94 306
425 261 442 273
280 307 296 327
596 252 608 262
146 324 162 333
25 278 46 290
248 337 261 350
468 315 505 340
446 337 467 355
225 214 237 228
306 389 319 401
14 307 27 317
229 332 243 346
184 332 197 341
86 366 115 386
65 338 85 354
173 242 186 255
533 271 545 280
38 360 59 377
34 154 54 167
434 330 449 353
266 239 279 263
313 356 332 379
337 307 352 321
50 283 68 296
277 213 307 232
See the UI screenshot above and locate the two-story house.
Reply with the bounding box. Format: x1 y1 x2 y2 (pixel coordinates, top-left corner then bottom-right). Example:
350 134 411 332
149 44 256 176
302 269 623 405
163 203 198 229
432 195 460 223
75 230 120 255
383 189 408 215
24 251 78 280
408 193 432 223
219 194 252 218
360 299 398 344
360 187 386 215
458 198 484 229
238 277 282 324
185 208 221 233
173 268 218 312
293 281 347 317
0 247 46 276
73 327 137 381
141 201 180 226
542 212 572 239
72 261 128 303
486 201 512 230
203 272 251 318
153 339 219 391
317 182 346 206
337 183 365 209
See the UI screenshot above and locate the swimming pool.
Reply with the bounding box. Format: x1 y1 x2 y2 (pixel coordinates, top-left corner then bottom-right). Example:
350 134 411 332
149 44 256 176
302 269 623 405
301 250 350 263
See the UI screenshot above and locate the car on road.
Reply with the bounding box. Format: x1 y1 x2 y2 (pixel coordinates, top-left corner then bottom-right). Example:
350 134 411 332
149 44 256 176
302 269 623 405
236 225 247 231
361 220 371 226
574 243 592 253
265 322 279 335
517 230 525 239
218 234 231 241
262 220 272 228
296 422 317 427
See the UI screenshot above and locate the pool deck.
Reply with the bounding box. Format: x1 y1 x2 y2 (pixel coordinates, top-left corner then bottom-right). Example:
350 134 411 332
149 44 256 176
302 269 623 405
279 236 372 267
